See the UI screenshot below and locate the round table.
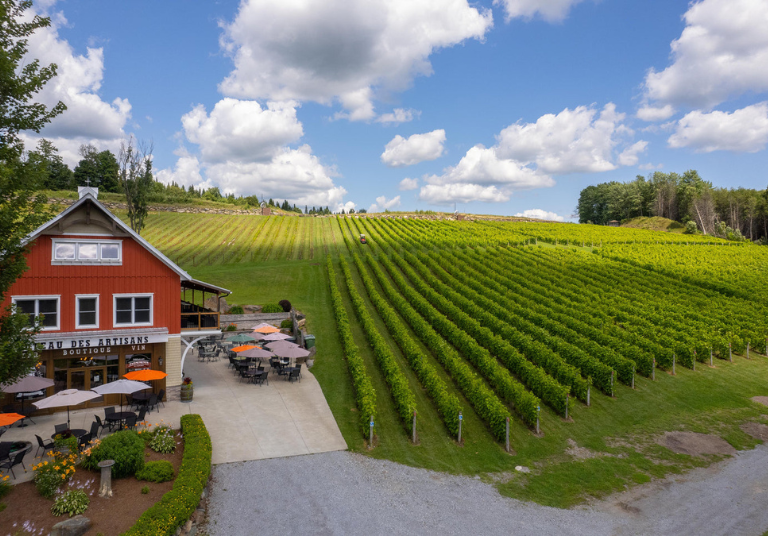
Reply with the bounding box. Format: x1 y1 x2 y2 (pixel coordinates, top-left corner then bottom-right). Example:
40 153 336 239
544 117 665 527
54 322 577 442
50 429 87 440
105 412 135 430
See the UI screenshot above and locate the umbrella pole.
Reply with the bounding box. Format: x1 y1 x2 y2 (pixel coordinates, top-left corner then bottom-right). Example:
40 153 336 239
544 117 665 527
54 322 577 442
19 394 28 428
67 406 71 429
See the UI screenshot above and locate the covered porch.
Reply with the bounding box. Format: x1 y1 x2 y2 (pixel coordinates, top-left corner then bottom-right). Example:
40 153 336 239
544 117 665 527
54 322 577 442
180 279 231 331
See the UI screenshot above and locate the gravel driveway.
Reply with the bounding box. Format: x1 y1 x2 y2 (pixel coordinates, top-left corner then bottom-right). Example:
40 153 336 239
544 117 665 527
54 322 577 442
205 446 768 536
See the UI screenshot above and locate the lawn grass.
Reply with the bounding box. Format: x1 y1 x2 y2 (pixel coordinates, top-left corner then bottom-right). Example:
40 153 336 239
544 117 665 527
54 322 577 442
136 211 768 509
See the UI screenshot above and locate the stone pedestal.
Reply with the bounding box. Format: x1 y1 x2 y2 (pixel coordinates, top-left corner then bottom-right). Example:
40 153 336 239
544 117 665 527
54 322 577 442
98 460 115 498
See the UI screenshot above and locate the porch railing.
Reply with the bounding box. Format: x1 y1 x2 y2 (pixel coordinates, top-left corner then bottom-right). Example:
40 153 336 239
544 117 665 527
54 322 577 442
180 312 220 331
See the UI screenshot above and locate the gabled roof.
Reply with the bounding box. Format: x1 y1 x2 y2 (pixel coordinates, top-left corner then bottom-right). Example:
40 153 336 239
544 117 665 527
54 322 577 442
24 193 231 295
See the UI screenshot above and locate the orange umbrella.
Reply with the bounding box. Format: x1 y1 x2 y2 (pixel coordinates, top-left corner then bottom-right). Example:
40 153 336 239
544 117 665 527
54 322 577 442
0 413 25 427
124 370 168 381
231 344 260 352
253 325 280 334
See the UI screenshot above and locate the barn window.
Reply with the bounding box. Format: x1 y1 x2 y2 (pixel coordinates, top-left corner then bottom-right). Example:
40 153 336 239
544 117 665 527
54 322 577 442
11 296 60 330
52 239 122 265
113 294 153 327
76 295 99 329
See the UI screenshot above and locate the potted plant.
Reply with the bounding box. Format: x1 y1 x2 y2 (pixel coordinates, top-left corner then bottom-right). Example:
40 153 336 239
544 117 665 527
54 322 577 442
180 377 193 403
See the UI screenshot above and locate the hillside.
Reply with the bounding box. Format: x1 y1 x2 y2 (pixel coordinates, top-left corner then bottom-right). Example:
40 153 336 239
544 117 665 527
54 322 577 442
116 210 768 507
621 216 686 233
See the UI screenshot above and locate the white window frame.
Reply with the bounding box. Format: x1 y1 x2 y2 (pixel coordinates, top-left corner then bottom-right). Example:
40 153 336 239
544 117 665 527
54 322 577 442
10 295 61 331
51 238 122 265
75 294 99 329
113 293 153 327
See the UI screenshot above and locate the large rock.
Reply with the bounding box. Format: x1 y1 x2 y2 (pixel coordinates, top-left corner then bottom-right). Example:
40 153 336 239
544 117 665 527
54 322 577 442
244 305 262 313
203 296 229 313
50 515 92 536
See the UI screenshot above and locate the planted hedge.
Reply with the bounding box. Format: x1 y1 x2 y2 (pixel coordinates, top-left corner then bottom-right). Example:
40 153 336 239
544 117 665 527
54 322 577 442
122 414 212 536
351 252 462 436
339 256 417 432
365 254 514 439
326 255 378 438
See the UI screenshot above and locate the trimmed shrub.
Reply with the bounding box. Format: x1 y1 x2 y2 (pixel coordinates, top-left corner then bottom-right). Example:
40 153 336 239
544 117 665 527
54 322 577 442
225 324 237 331
278 299 292 312
280 318 293 329
136 461 175 483
81 430 144 478
141 486 150 494
228 305 244 314
51 490 89 517
261 303 282 313
123 414 212 536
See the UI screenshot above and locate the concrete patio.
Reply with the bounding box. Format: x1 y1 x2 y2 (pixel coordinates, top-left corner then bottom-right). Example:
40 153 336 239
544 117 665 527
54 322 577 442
1 347 347 483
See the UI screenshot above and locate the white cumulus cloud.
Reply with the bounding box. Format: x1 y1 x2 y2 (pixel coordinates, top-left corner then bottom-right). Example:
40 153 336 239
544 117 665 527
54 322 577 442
496 103 629 174
219 0 493 121
618 140 649 166
642 0 768 110
667 102 768 153
636 104 676 122
493 0 587 23
381 130 446 167
20 4 131 164
514 209 564 221
376 109 419 124
399 178 419 191
417 103 641 205
181 99 303 164
369 195 402 213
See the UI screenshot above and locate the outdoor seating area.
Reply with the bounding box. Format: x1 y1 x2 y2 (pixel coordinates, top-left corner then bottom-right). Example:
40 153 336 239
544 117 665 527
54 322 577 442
0 370 169 484
192 323 312 387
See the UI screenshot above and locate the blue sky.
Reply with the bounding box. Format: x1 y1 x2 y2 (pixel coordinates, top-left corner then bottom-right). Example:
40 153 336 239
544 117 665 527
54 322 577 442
24 0 768 220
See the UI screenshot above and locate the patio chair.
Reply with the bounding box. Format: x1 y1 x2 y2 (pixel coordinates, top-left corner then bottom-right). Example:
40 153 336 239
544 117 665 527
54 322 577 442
157 389 166 409
147 394 158 414
253 370 269 386
287 365 301 383
136 407 147 427
54 423 68 435
104 406 116 417
0 442 11 463
93 415 105 437
122 414 137 430
228 354 237 369
34 434 55 458
0 450 26 479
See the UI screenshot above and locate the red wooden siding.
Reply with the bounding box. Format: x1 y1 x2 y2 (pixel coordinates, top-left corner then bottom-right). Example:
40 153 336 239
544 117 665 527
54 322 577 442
1 234 181 334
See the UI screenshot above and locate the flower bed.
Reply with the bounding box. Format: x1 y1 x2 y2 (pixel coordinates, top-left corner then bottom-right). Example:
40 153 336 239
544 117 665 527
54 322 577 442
122 414 212 535
0 425 185 535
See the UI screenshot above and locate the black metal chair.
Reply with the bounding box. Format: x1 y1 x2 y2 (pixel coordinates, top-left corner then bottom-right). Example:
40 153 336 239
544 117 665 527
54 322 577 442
34 434 55 458
93 415 105 437
136 407 147 427
253 370 269 386
122 413 137 430
146 394 158 414
54 423 68 435
0 450 26 479
0 442 11 463
157 389 166 409
287 364 302 383
104 406 119 432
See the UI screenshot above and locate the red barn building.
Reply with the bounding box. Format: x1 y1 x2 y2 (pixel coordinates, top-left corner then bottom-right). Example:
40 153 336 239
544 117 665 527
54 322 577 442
1 187 229 411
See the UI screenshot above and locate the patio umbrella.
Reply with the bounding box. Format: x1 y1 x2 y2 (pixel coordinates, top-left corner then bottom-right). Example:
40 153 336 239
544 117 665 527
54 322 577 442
237 347 275 361
253 324 280 334
231 344 259 352
266 340 310 360
260 332 291 341
0 413 24 427
1 375 54 427
124 370 168 382
226 334 257 343
33 389 101 428
251 322 274 330
92 379 149 414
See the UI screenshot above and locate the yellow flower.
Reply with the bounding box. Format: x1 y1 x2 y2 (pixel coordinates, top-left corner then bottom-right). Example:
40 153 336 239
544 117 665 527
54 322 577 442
44 461 48 466
61 474 66 479
54 466 60 470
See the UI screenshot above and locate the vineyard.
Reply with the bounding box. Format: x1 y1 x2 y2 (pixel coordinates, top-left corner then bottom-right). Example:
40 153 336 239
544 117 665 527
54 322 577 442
127 211 768 505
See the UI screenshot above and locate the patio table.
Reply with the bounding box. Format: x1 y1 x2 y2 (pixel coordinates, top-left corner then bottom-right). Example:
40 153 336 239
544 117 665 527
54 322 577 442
50 429 87 440
105 411 135 430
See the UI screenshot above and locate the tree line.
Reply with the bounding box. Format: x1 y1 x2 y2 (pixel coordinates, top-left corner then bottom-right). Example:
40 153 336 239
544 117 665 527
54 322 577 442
577 172 768 242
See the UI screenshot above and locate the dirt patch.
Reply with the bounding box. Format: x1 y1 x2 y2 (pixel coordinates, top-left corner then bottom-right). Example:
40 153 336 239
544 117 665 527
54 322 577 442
565 438 605 460
0 436 184 535
740 422 768 441
657 432 735 456
751 396 768 407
